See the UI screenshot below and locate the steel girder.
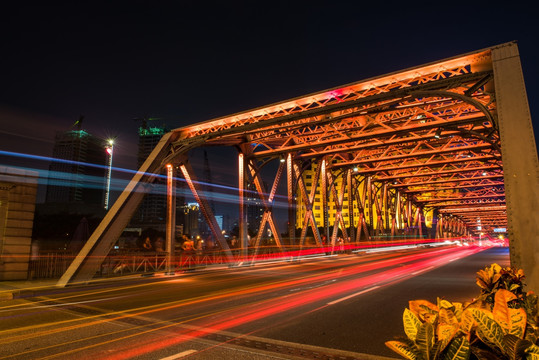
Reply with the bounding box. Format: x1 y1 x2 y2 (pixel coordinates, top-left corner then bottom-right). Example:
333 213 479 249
58 42 537 292
57 132 178 287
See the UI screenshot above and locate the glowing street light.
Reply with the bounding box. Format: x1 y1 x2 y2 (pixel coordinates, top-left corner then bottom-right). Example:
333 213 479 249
104 139 114 210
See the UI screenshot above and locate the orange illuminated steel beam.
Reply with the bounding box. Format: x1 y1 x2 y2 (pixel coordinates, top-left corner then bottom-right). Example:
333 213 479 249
179 161 234 262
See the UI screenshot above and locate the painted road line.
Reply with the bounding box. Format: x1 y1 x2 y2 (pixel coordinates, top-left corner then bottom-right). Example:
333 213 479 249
411 266 435 275
159 349 198 360
327 286 380 305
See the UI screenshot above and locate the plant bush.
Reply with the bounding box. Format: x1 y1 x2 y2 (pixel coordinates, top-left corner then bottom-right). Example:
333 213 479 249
386 264 539 360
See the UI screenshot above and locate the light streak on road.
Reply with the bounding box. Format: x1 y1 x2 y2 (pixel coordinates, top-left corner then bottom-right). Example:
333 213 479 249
0 245 488 359
99 246 485 360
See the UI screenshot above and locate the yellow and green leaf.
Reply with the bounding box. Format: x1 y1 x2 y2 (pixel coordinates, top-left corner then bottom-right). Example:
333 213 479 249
526 344 539 354
442 337 470 360
476 263 502 290
471 308 504 350
437 323 459 351
438 298 455 311
493 289 527 338
437 308 460 351
410 299 438 322
453 302 464 321
459 308 476 339
404 308 422 341
385 340 420 360
503 333 534 360
439 308 459 327
416 322 434 360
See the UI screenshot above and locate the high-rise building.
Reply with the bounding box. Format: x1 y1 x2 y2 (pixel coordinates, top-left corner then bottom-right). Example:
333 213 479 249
45 128 106 206
246 182 265 235
177 202 200 237
295 163 436 237
133 123 168 226
295 162 350 229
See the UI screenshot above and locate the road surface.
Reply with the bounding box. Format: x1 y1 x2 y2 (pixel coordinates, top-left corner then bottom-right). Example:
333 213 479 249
0 245 509 359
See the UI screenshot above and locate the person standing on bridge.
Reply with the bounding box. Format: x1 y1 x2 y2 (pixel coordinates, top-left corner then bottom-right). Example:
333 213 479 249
181 235 194 253
142 237 153 252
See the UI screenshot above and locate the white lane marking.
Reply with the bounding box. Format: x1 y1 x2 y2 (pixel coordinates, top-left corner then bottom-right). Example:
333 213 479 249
159 349 198 360
411 266 434 275
327 286 380 305
289 279 336 292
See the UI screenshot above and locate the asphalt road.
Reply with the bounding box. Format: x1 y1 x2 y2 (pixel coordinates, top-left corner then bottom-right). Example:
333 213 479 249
0 245 509 360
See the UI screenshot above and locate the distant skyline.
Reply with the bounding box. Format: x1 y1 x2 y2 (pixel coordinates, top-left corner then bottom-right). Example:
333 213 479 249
1 2 537 199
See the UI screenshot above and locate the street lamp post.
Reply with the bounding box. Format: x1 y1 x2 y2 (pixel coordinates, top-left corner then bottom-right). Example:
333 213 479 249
166 163 176 274
104 139 114 210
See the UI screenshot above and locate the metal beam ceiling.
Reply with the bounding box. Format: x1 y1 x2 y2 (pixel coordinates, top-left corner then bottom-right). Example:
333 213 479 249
165 48 505 233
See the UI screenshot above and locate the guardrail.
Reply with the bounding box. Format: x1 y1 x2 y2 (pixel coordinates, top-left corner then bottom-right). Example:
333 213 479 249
27 238 461 280
27 248 284 279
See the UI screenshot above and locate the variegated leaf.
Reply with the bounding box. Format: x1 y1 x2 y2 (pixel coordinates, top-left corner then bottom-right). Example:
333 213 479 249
438 298 455 311
385 340 420 360
459 308 476 339
416 322 434 360
526 344 539 354
404 308 422 342
439 308 459 326
437 324 459 352
493 289 526 338
472 308 504 350
442 337 470 360
453 302 463 321
503 333 533 360
410 299 438 321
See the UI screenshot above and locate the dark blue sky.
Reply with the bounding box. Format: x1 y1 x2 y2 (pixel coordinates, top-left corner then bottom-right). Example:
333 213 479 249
1 1 537 178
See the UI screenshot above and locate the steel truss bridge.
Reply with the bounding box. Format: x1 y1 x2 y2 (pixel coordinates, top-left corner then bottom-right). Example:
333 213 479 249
58 42 538 291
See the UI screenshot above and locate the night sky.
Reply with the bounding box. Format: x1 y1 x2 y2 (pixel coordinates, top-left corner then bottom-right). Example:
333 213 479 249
1 2 537 203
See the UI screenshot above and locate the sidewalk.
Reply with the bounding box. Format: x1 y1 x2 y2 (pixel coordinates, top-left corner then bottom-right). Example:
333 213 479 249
0 278 60 300
0 272 163 300
0 256 324 301
0 264 228 300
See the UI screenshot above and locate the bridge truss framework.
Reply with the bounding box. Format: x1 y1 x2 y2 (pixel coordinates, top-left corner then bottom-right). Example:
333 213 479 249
58 42 539 292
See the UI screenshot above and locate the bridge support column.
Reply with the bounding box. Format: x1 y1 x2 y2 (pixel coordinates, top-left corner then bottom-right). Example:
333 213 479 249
347 169 354 243
492 43 539 292
287 153 295 247
165 164 176 274
238 152 248 257
395 191 402 238
367 176 374 237
321 159 329 245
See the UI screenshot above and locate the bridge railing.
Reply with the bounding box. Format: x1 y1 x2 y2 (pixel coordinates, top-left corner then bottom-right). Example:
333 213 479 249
27 238 459 280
